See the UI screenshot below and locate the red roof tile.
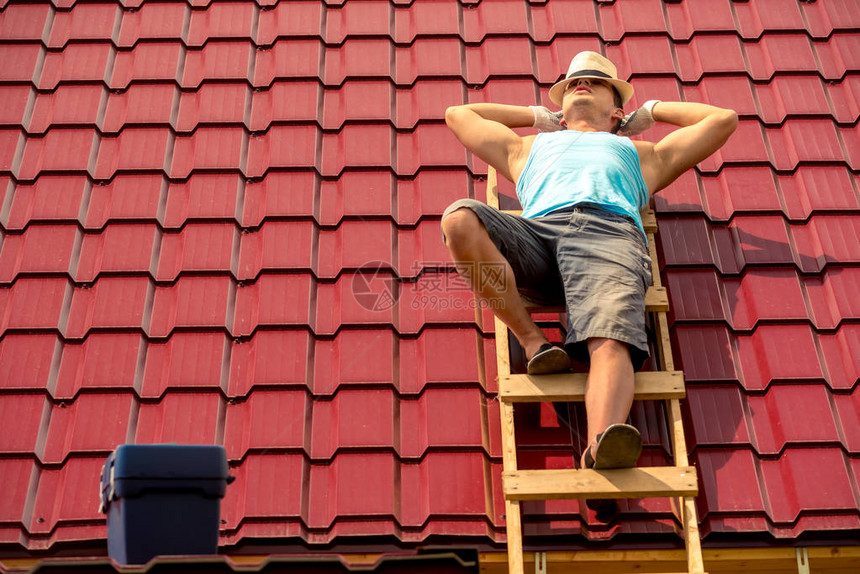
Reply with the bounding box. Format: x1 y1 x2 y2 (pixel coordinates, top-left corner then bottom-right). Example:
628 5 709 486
71 284 147 339
696 449 767 515
256 2 322 45
48 4 117 48
150 276 233 336
221 453 306 531
0 277 68 334
461 0 530 43
116 2 186 47
247 125 317 177
184 42 254 87
55 334 142 399
748 385 841 454
0 45 42 83
601 0 675 41
0 4 51 41
30 85 105 133
819 325 860 391
187 2 256 46
41 44 114 89
666 0 738 39
112 43 185 89
312 329 394 394
93 129 171 179
42 393 134 464
2 0 860 556
0 394 45 455
140 332 227 398
226 330 310 397
163 174 243 228
0 225 78 282
0 86 31 128
0 459 34 526
761 449 858 524
531 0 599 41
76 224 157 282
324 81 389 127
234 275 311 335
18 129 96 181
136 391 223 445
393 0 460 42
30 457 105 535
326 0 391 42
684 385 751 447
241 172 317 225
157 223 238 280
0 334 57 391
81 174 163 228
224 389 307 460
237 221 314 280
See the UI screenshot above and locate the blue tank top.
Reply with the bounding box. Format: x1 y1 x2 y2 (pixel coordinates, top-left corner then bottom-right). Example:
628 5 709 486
515 130 650 235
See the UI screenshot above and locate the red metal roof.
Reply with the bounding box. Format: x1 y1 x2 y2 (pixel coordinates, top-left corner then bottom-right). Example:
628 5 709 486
1 0 859 555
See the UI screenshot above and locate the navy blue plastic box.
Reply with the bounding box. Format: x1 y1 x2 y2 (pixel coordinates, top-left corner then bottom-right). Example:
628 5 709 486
100 444 232 565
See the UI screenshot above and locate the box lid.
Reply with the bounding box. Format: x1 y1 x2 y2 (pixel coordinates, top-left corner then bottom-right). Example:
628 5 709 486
99 445 232 513
108 444 230 480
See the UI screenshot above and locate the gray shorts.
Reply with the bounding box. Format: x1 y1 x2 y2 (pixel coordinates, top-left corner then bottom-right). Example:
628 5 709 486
441 198 652 370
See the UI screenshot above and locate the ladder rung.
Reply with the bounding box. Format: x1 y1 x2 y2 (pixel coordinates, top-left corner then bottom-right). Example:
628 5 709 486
500 208 657 234
522 285 668 314
503 466 698 501
499 370 685 403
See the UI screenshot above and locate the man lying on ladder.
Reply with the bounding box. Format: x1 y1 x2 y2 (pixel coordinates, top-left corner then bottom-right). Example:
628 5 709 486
441 52 736 508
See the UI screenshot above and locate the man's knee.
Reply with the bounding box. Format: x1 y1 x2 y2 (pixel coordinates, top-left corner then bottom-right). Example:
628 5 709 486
441 207 485 249
587 337 630 361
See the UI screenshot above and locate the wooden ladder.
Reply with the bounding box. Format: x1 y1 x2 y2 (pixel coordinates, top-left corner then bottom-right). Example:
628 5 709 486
483 167 705 574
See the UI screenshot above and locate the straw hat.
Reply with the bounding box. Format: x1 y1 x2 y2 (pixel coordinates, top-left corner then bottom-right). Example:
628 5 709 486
549 51 634 107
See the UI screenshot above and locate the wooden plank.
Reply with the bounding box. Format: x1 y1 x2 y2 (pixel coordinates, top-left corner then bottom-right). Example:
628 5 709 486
646 285 669 311
480 546 860 574
650 215 691 564
486 167 500 209
499 370 685 403
503 466 698 501
521 285 668 314
647 232 662 288
492 314 524 574
500 412 523 574
655 312 674 371
478 167 524 574
667 398 689 466
684 496 705 573
667 395 689 537
641 207 657 234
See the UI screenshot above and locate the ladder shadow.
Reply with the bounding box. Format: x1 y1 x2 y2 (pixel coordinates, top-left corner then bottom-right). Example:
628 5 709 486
653 202 832 535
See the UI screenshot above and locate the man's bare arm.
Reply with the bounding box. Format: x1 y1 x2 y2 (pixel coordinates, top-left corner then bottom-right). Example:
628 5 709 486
638 101 738 193
445 104 534 182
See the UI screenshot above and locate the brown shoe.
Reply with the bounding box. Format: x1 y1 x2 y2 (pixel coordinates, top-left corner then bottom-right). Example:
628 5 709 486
526 343 571 375
584 423 642 470
582 424 642 520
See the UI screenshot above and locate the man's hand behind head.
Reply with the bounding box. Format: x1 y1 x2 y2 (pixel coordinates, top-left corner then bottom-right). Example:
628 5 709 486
617 100 660 137
530 106 565 133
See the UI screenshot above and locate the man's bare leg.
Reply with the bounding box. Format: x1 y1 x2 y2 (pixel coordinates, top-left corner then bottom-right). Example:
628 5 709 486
580 337 636 466
441 207 548 360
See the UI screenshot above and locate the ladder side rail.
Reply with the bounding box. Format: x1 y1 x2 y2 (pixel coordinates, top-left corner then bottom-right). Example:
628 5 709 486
486 166 525 574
